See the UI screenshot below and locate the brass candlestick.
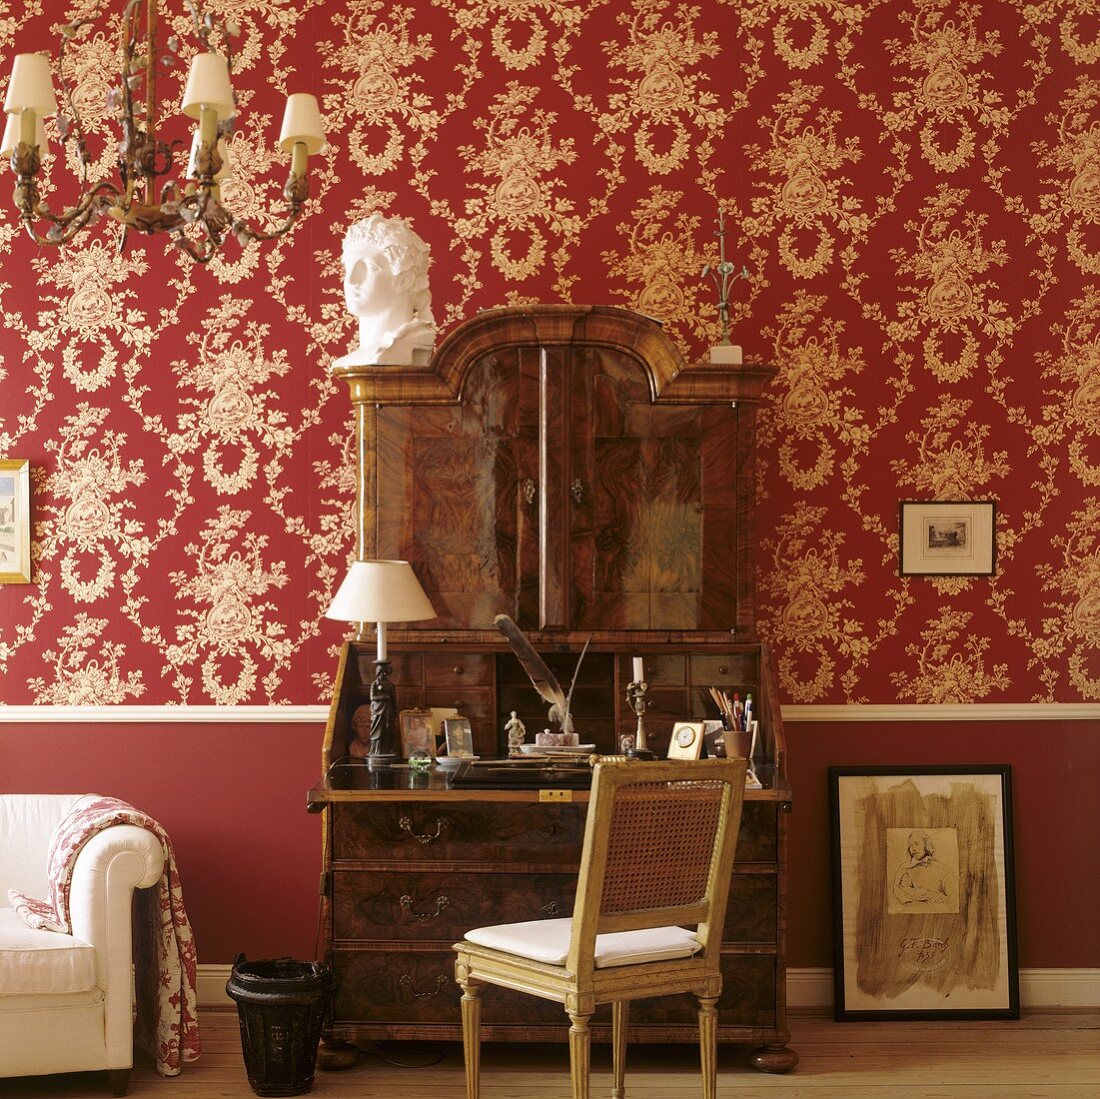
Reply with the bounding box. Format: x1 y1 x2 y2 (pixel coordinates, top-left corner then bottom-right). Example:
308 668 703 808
625 679 655 760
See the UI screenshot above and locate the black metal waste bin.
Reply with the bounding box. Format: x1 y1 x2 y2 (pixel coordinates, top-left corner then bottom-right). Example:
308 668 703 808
226 955 333 1097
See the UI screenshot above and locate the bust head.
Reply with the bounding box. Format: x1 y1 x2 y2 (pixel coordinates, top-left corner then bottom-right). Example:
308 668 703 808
337 213 437 366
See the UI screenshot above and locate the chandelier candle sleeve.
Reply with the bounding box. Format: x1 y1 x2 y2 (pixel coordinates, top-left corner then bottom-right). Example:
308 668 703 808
1 113 46 157
632 657 644 683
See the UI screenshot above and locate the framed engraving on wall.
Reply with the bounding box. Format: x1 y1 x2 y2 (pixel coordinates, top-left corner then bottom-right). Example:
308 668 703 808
898 499 996 576
0 459 31 584
828 766 1019 1020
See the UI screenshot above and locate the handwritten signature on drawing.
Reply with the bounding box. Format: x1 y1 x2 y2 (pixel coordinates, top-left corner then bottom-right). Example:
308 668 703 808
898 936 949 971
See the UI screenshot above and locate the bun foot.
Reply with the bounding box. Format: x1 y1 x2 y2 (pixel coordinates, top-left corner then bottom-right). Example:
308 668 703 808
750 1044 799 1073
317 1038 360 1070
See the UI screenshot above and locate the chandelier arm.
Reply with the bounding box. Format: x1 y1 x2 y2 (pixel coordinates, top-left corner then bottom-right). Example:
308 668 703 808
15 172 123 242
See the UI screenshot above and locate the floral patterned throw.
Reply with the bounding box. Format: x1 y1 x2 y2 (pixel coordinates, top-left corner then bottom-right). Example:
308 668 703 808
6 796 201 1075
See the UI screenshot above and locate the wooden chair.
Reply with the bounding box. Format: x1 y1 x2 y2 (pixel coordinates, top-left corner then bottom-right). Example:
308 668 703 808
453 757 747 1099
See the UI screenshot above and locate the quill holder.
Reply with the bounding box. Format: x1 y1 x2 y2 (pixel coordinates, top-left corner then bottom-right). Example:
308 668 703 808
625 678 655 760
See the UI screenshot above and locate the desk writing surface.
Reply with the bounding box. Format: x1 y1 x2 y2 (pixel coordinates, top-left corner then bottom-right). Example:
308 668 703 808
307 756 792 807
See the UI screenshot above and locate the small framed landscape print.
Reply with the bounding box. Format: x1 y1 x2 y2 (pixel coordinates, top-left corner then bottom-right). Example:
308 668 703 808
667 720 705 760
0 459 31 584
399 708 436 759
898 499 995 576
443 716 474 758
829 765 1019 1021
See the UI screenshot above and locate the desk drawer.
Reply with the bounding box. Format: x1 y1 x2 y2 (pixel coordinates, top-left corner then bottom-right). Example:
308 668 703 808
423 654 494 687
333 948 565 1025
334 869 575 942
333 802 586 864
331 948 776 1030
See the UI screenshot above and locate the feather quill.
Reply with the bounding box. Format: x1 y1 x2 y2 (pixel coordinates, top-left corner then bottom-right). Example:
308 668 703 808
494 615 567 726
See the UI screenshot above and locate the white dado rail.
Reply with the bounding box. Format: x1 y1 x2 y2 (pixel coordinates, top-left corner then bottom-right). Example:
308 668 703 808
0 703 1097 722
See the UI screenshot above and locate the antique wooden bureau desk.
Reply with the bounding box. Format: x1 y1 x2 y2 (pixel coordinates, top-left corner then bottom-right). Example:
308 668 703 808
308 305 797 1072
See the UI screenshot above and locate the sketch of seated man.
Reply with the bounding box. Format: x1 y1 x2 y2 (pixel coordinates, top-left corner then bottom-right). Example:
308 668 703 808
889 828 960 914
334 213 437 367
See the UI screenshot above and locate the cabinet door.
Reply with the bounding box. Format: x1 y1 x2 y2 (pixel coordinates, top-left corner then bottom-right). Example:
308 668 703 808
376 351 540 628
565 347 739 631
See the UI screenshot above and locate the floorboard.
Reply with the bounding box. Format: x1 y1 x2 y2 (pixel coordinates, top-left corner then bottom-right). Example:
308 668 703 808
0 1009 1097 1098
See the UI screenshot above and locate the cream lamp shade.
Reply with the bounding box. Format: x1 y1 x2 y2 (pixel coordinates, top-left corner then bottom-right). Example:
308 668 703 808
1 111 46 156
181 52 235 121
278 93 325 154
325 560 436 662
4 53 59 116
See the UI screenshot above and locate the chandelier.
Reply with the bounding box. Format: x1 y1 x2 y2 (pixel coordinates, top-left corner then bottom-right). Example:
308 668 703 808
1 0 325 263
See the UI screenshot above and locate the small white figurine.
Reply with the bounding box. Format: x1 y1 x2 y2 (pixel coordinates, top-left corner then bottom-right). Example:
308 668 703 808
334 213 437 367
504 710 527 756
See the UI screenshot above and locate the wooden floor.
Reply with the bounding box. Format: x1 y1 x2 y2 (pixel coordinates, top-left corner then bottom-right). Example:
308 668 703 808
1 1009 1097 1098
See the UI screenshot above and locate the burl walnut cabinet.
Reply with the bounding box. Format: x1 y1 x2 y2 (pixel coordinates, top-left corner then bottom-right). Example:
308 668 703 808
308 305 797 1072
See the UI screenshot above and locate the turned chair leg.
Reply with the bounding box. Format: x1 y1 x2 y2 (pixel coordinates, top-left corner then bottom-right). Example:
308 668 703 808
107 1068 130 1097
611 1000 629 1098
697 994 719 1099
567 1010 593 1099
459 980 483 1099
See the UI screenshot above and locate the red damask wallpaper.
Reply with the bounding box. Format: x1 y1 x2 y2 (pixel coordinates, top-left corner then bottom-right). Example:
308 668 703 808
1 0 1098 707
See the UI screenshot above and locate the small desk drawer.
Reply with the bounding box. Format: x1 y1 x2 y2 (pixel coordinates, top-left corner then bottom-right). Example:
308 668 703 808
333 869 575 942
423 654 494 687
334 802 586 864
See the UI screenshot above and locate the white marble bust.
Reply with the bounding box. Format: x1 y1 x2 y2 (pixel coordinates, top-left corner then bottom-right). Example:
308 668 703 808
334 214 437 367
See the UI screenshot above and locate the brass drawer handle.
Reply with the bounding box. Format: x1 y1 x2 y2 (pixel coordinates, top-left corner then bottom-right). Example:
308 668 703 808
397 815 448 844
522 478 536 505
539 901 561 917
571 478 584 504
400 894 451 922
399 974 449 1001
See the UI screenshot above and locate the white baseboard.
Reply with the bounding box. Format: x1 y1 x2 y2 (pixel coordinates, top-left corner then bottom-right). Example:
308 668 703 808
201 964 1100 1012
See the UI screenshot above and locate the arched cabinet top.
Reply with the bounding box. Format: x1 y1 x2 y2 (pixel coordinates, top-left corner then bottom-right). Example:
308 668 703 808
330 304 776 406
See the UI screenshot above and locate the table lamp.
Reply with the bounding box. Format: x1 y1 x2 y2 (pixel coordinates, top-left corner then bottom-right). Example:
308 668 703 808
325 560 436 761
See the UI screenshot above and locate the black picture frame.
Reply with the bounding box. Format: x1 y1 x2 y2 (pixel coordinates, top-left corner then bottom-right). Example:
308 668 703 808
828 765 1019 1020
898 499 996 576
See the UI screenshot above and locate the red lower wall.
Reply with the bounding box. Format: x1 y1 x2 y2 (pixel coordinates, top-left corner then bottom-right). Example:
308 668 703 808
2 719 1098 970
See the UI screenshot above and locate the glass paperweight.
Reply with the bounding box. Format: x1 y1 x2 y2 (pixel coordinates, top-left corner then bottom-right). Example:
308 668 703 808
407 748 433 772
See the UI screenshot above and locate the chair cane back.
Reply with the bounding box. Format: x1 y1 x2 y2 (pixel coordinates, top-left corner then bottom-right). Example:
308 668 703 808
453 757 748 1099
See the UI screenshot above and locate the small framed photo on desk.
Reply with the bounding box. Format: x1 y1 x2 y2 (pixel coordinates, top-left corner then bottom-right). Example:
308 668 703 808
443 717 474 758
399 708 436 759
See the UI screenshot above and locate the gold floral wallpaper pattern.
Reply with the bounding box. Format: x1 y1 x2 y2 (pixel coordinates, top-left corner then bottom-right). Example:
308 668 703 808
0 0 1097 706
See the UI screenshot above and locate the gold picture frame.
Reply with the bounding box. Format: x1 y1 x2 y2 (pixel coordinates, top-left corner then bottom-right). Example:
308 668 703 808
399 708 437 759
0 459 31 584
667 720 705 760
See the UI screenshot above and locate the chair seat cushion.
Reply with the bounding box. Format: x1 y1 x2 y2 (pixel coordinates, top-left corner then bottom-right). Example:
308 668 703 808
463 917 701 968
0 907 98 995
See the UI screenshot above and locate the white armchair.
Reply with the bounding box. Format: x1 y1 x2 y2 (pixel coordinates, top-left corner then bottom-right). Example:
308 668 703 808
0 794 165 1096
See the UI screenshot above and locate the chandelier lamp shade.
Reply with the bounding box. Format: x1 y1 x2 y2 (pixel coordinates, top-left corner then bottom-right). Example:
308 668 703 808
2 0 326 262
